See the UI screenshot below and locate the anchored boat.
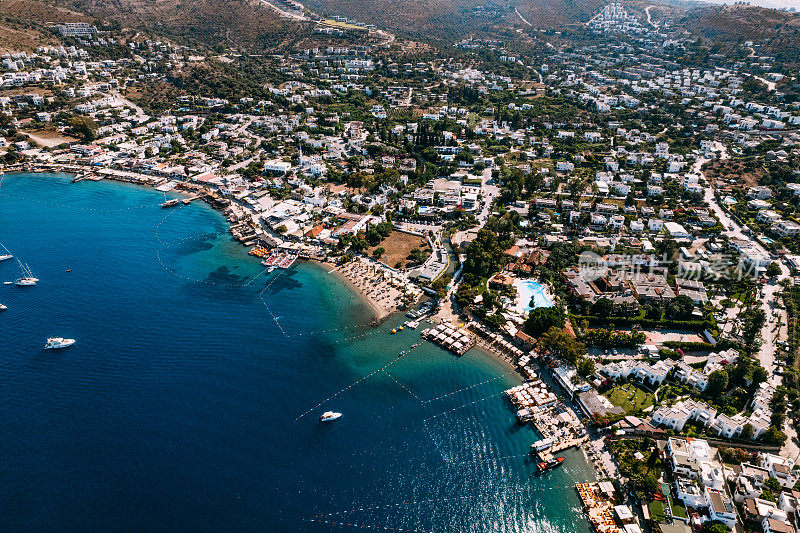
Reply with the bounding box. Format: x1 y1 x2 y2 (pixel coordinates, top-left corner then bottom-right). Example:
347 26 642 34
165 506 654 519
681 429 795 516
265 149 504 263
44 337 76 350
319 411 342 422
538 456 565 472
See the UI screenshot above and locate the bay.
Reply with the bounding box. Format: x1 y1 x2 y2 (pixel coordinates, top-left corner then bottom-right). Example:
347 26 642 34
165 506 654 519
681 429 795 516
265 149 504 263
0 173 596 532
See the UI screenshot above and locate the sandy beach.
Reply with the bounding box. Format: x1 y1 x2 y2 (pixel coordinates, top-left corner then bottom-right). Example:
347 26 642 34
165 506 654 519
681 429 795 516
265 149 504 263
330 257 422 321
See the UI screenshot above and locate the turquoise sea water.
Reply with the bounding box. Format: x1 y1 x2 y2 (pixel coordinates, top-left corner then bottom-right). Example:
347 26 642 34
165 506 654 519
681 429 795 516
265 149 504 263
0 173 595 532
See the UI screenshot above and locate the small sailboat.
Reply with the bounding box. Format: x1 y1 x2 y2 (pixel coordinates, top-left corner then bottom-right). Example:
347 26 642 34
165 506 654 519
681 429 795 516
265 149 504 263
15 262 38 286
160 191 180 208
319 411 342 422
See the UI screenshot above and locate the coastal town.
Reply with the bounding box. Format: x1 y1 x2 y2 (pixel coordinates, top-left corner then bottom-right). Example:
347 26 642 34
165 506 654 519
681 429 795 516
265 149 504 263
4 2 800 532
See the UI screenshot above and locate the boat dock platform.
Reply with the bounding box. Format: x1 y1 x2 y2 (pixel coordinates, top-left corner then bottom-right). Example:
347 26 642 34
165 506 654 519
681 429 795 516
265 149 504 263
506 375 589 461
182 194 205 205
536 437 589 463
261 251 297 269
421 324 474 356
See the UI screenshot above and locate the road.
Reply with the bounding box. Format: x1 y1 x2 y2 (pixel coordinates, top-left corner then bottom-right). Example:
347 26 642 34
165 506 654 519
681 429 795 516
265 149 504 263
696 152 797 456
111 92 149 123
645 6 658 28
695 154 788 375
515 7 533 27
434 166 500 323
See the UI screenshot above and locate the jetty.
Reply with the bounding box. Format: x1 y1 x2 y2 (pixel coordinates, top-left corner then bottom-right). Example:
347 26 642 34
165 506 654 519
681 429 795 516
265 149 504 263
421 324 475 356
505 374 588 461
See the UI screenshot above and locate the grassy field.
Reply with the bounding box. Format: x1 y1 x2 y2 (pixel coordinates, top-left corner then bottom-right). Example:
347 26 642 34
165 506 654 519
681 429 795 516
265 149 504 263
648 500 666 522
369 230 429 269
604 383 655 414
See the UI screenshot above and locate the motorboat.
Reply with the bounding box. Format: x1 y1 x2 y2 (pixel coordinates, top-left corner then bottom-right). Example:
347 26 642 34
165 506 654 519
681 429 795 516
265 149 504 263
319 411 342 422
0 254 12 262
538 457 565 472
44 337 76 350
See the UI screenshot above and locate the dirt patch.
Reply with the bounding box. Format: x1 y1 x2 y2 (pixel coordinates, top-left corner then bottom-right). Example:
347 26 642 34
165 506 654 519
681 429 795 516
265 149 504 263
368 230 430 269
703 158 765 188
24 130 79 148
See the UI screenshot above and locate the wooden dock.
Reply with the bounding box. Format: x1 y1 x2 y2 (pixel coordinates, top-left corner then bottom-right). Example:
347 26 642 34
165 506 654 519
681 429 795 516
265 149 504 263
535 436 589 462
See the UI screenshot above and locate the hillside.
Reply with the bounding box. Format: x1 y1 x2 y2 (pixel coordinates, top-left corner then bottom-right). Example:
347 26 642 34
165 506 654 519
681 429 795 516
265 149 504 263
303 0 521 41
0 0 87 51
301 0 661 41
684 5 800 64
60 0 306 51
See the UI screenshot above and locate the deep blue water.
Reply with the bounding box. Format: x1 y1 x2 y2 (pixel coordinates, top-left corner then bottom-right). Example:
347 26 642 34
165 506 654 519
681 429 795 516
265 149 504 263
0 174 595 532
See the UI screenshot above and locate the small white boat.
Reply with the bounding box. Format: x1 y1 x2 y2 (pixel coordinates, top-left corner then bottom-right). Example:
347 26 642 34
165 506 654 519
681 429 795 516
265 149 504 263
319 411 342 422
44 337 76 350
0 254 12 262
0 304 6 310
160 198 180 208
267 266 276 273
15 262 37 286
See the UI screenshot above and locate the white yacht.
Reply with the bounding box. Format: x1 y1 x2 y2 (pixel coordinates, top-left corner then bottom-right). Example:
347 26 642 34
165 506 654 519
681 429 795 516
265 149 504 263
0 254 12 262
0 303 6 311
15 263 38 286
319 411 342 422
44 337 76 350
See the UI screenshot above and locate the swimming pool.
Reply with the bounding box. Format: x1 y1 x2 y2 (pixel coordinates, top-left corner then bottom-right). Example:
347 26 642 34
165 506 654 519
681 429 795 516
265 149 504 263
517 280 554 312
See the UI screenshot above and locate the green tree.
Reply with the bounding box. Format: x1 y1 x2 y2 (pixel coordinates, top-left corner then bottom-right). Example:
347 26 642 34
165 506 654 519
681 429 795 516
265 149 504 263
767 262 782 278
752 366 768 386
700 521 729 533
707 370 729 396
541 326 586 363
524 308 566 337
372 247 385 258
577 356 596 377
591 297 614 317
666 295 695 320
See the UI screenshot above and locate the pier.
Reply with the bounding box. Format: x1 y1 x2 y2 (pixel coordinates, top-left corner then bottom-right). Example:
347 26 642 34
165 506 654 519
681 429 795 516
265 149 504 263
421 324 475 356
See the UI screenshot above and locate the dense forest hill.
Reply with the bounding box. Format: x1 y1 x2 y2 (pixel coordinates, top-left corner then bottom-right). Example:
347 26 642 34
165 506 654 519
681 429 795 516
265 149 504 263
684 5 800 65
61 0 305 51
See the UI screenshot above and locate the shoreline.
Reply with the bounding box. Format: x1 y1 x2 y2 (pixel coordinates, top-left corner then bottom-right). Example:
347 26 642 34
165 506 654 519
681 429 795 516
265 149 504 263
6 169 404 324
6 167 609 493
319 260 392 323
